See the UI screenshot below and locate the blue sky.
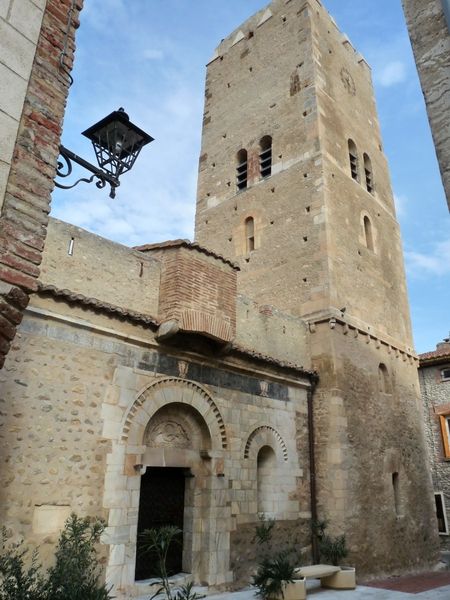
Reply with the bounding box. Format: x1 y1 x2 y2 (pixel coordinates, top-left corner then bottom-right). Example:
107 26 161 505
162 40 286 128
51 0 450 354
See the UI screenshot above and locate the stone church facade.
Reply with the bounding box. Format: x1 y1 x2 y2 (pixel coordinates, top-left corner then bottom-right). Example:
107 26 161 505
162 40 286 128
0 1 440 598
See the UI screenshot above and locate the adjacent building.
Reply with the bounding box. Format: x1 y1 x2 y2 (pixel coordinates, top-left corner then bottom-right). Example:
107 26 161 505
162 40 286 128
419 337 450 550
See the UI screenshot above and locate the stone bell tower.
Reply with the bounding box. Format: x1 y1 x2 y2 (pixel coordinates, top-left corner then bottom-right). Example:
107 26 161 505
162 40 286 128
195 0 439 576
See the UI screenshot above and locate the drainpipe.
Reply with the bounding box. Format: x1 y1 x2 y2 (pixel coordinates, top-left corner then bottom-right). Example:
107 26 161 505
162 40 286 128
307 373 319 563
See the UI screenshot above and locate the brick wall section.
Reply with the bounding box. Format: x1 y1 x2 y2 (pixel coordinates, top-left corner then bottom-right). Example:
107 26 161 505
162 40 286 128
156 246 237 342
0 0 83 368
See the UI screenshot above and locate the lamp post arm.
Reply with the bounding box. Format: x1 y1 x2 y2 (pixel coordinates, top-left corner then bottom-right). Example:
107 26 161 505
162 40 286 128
55 145 120 198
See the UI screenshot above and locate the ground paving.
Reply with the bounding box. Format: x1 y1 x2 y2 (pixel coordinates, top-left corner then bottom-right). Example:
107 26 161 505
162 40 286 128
204 571 450 600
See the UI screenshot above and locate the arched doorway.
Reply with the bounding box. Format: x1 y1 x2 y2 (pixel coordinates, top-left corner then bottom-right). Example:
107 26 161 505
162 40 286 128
135 402 212 580
103 377 229 595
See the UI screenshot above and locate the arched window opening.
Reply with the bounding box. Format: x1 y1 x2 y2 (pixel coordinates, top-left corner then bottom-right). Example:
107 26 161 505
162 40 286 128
348 139 359 181
363 153 374 194
236 149 248 190
259 136 272 178
392 472 401 517
363 215 374 251
257 445 277 515
245 217 255 253
378 363 390 394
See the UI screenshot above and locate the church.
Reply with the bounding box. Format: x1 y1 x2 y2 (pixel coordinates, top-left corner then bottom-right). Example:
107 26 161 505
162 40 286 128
0 1 440 598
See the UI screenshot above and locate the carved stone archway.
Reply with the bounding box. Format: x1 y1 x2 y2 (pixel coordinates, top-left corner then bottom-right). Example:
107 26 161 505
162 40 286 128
103 377 230 597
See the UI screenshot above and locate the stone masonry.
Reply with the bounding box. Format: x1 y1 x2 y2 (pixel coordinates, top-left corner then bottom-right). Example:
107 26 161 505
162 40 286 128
195 0 439 576
402 0 450 210
419 337 450 551
0 0 442 596
0 0 82 369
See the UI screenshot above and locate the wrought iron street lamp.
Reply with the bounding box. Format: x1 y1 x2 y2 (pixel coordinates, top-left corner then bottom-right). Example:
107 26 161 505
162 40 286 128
54 108 153 199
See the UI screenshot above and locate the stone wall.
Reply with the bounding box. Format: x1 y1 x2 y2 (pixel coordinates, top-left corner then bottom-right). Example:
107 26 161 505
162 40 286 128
419 359 450 551
309 318 439 575
0 0 83 369
402 0 450 210
39 217 311 368
0 293 312 597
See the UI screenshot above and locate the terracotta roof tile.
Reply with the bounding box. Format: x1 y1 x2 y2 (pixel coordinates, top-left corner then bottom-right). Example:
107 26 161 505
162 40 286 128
35 284 316 380
134 239 240 270
37 283 159 327
419 343 450 364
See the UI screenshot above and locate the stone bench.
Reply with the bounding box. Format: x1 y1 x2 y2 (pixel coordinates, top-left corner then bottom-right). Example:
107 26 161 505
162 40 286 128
294 564 356 590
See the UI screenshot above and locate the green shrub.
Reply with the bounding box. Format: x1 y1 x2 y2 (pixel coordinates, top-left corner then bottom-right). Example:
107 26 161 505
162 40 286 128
0 529 46 600
0 515 113 600
45 514 111 600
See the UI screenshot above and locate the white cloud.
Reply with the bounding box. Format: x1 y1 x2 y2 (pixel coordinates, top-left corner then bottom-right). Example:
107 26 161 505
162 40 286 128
375 61 407 87
394 193 408 217
143 49 164 61
405 239 450 277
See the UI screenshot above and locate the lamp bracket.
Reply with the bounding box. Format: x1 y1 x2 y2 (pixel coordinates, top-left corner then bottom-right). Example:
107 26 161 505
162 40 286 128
55 145 120 199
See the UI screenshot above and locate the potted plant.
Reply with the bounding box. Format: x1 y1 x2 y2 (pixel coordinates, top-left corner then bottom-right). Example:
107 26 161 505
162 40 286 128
312 520 355 590
252 551 306 600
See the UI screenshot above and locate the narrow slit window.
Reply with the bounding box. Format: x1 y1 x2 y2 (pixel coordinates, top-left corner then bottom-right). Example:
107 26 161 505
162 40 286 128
364 153 374 194
236 149 248 190
348 139 359 182
363 215 374 251
245 216 255 253
68 237 74 256
392 472 401 517
259 135 272 178
435 492 449 534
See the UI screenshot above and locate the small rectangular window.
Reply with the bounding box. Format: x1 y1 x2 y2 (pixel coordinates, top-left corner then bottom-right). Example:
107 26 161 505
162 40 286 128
435 492 449 535
441 368 450 381
439 415 450 458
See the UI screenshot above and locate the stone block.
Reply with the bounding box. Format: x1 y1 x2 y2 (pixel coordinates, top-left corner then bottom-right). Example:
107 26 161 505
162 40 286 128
0 0 10 18
108 543 126 566
9 0 44 43
32 504 71 534
0 62 28 120
0 110 18 166
0 19 36 79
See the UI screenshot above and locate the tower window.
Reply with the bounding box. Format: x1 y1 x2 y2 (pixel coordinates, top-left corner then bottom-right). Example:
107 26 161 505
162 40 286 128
245 217 255 253
364 153 374 194
236 149 248 190
363 215 374 251
348 139 359 182
378 363 391 393
259 136 272 178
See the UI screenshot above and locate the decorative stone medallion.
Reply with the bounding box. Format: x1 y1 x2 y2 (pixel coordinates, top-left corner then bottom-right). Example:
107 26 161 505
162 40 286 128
340 67 356 95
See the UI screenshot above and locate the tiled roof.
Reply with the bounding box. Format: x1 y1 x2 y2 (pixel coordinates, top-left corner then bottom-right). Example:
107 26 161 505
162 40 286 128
35 283 315 379
419 343 450 364
134 239 240 270
37 283 158 327
230 342 318 380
